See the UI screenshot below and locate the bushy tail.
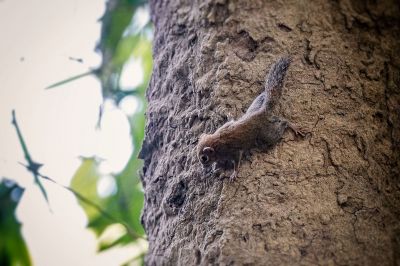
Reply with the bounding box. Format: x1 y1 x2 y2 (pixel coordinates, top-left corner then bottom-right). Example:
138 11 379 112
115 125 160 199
264 56 291 110
244 56 291 117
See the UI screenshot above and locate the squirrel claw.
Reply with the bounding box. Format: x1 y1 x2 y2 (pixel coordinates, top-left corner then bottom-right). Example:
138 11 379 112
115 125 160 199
288 123 306 137
295 128 306 137
229 171 237 182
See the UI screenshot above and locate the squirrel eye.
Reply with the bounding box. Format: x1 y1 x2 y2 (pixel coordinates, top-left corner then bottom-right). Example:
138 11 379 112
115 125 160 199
200 155 209 163
203 147 214 154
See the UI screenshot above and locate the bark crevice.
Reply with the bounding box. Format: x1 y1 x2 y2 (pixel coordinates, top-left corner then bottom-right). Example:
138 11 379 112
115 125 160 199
141 0 400 265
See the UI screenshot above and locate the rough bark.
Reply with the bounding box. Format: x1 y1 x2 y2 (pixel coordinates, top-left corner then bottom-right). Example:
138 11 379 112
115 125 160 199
139 0 400 265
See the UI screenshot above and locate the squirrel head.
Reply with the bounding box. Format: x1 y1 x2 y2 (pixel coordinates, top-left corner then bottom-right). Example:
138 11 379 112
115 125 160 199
197 134 218 167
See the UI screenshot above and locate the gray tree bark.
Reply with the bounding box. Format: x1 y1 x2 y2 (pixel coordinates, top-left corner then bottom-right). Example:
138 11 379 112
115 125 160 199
139 0 400 265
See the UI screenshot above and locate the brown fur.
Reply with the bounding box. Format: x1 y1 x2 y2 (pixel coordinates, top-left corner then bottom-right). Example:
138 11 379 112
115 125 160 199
197 57 304 181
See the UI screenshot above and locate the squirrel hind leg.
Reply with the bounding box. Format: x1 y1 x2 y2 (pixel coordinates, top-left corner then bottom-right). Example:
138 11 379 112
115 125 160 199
265 116 301 140
257 117 306 151
256 118 288 150
271 119 289 142
261 119 305 147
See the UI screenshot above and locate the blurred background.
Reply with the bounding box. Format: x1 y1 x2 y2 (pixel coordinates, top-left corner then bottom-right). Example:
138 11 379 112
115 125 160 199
0 0 152 265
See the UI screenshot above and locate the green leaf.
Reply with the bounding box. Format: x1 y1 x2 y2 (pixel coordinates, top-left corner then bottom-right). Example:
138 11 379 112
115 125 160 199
70 158 103 222
121 252 145 266
71 156 145 250
0 179 32 266
113 35 140 67
132 35 153 86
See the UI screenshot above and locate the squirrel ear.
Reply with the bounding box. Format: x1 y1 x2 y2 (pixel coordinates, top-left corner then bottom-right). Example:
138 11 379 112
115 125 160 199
203 147 214 154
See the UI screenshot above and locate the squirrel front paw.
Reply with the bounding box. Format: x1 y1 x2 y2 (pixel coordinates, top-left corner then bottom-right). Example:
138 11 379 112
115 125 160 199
229 171 238 182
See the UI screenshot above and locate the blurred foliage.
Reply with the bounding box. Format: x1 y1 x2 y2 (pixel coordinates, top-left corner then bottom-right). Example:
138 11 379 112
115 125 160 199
3 0 152 264
98 0 150 101
70 0 152 260
0 179 31 266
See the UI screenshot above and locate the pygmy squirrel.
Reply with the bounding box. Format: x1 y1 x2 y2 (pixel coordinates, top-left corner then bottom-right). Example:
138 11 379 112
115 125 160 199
197 56 304 181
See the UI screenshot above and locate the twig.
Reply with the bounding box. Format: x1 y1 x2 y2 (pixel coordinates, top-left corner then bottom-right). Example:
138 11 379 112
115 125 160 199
12 110 49 206
39 173 146 240
11 110 146 241
45 69 98 89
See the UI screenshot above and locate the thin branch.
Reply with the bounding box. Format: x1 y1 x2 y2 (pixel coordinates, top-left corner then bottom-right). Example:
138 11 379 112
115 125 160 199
12 110 49 205
45 69 99 89
39 173 146 240
11 110 146 241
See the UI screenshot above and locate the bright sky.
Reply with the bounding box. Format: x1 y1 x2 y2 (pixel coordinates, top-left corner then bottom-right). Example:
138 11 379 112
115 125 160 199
0 0 145 265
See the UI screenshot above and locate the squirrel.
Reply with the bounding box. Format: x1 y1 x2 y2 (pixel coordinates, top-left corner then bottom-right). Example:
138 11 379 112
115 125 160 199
197 56 305 181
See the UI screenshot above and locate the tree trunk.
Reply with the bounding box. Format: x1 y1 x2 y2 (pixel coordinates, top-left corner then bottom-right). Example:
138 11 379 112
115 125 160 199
139 0 400 265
